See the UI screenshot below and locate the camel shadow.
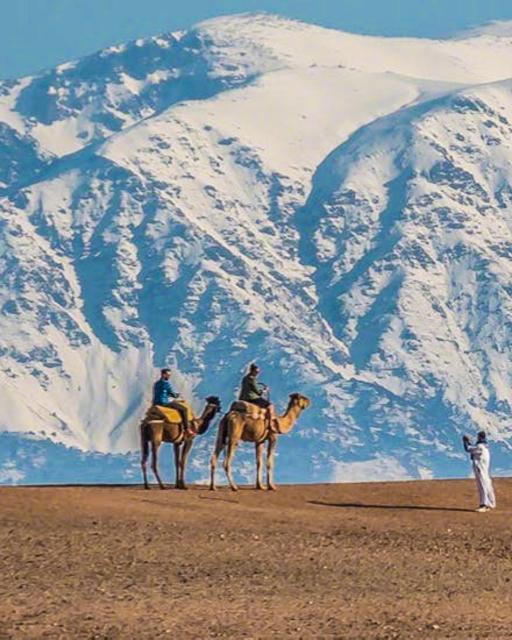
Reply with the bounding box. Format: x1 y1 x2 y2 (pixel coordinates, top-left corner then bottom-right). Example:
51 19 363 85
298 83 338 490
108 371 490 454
308 501 475 513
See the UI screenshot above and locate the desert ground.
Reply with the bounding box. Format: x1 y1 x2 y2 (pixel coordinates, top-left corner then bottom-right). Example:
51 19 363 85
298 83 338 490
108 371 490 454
1 479 512 639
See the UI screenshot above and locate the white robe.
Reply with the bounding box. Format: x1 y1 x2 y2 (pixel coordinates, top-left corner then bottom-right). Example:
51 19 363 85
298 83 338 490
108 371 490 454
466 442 496 508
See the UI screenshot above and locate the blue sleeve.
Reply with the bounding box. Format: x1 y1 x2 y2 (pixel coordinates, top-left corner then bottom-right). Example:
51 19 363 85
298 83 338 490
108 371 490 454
165 380 179 398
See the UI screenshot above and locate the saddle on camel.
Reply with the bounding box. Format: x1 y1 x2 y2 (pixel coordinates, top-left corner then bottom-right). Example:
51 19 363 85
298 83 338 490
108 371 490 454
236 363 278 434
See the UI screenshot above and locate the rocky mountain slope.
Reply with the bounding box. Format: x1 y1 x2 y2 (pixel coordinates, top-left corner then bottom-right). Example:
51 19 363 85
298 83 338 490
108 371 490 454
1 14 512 483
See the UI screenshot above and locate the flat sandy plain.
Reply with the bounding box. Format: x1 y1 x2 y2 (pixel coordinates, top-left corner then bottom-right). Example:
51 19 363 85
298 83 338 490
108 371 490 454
1 479 512 639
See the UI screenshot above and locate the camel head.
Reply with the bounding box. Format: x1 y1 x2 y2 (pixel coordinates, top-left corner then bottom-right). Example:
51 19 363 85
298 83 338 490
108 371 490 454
195 396 222 435
275 393 311 434
288 393 311 411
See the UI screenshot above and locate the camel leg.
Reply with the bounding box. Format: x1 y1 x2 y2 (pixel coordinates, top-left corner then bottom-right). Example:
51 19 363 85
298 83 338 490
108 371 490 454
178 439 193 490
151 440 166 490
223 440 239 492
140 423 150 490
266 437 277 491
173 443 181 489
210 421 227 491
255 442 265 490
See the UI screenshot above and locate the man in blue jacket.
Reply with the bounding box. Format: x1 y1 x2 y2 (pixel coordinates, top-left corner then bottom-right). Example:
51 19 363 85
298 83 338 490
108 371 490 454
153 368 192 435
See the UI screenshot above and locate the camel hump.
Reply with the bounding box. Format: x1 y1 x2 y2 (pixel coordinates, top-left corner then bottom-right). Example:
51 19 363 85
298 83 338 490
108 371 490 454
229 401 266 419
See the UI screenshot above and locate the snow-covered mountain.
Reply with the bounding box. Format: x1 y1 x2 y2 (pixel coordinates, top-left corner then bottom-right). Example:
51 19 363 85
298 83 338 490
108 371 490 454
2 13 512 484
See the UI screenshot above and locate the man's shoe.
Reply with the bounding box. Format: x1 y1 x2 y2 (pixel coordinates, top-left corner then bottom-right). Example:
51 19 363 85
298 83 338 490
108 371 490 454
475 506 488 512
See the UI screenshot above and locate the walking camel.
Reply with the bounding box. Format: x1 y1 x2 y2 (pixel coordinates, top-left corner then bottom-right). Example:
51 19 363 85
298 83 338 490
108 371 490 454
210 393 310 491
141 396 221 489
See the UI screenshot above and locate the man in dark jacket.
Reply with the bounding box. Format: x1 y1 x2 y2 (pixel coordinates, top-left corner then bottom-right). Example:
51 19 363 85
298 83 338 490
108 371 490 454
153 368 193 435
239 363 270 408
239 363 278 432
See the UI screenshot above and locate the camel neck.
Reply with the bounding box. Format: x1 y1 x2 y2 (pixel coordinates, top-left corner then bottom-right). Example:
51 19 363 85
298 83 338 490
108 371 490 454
278 403 302 433
194 405 217 435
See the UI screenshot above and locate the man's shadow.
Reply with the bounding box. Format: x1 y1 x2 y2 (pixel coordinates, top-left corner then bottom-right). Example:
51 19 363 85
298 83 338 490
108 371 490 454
308 501 475 513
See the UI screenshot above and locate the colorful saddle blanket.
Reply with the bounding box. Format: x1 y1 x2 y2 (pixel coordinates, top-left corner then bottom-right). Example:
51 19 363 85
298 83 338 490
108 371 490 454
146 402 194 425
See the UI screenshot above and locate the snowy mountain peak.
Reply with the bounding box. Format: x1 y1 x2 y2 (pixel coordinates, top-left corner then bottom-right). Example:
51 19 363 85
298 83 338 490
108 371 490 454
1 14 512 484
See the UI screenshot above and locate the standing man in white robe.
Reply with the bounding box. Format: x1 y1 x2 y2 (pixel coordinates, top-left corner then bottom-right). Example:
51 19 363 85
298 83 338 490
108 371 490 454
463 431 496 512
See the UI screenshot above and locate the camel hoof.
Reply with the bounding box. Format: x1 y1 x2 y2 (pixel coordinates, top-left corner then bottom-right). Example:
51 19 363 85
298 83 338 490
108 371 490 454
177 485 188 491
209 486 216 491
268 484 277 492
144 485 150 491
256 485 266 491
230 486 239 492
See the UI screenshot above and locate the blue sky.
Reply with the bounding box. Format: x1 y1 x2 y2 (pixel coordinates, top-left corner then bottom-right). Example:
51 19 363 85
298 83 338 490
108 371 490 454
2 0 512 79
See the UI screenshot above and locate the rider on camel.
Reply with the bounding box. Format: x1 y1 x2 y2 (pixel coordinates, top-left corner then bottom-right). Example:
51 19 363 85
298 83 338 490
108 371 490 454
153 368 194 436
239 363 278 431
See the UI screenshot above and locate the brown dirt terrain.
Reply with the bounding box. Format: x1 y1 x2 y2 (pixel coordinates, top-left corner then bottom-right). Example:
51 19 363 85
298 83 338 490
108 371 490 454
1 479 512 639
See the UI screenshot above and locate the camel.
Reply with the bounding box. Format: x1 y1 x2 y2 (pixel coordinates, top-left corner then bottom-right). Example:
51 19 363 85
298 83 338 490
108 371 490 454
141 396 221 490
209 393 310 491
